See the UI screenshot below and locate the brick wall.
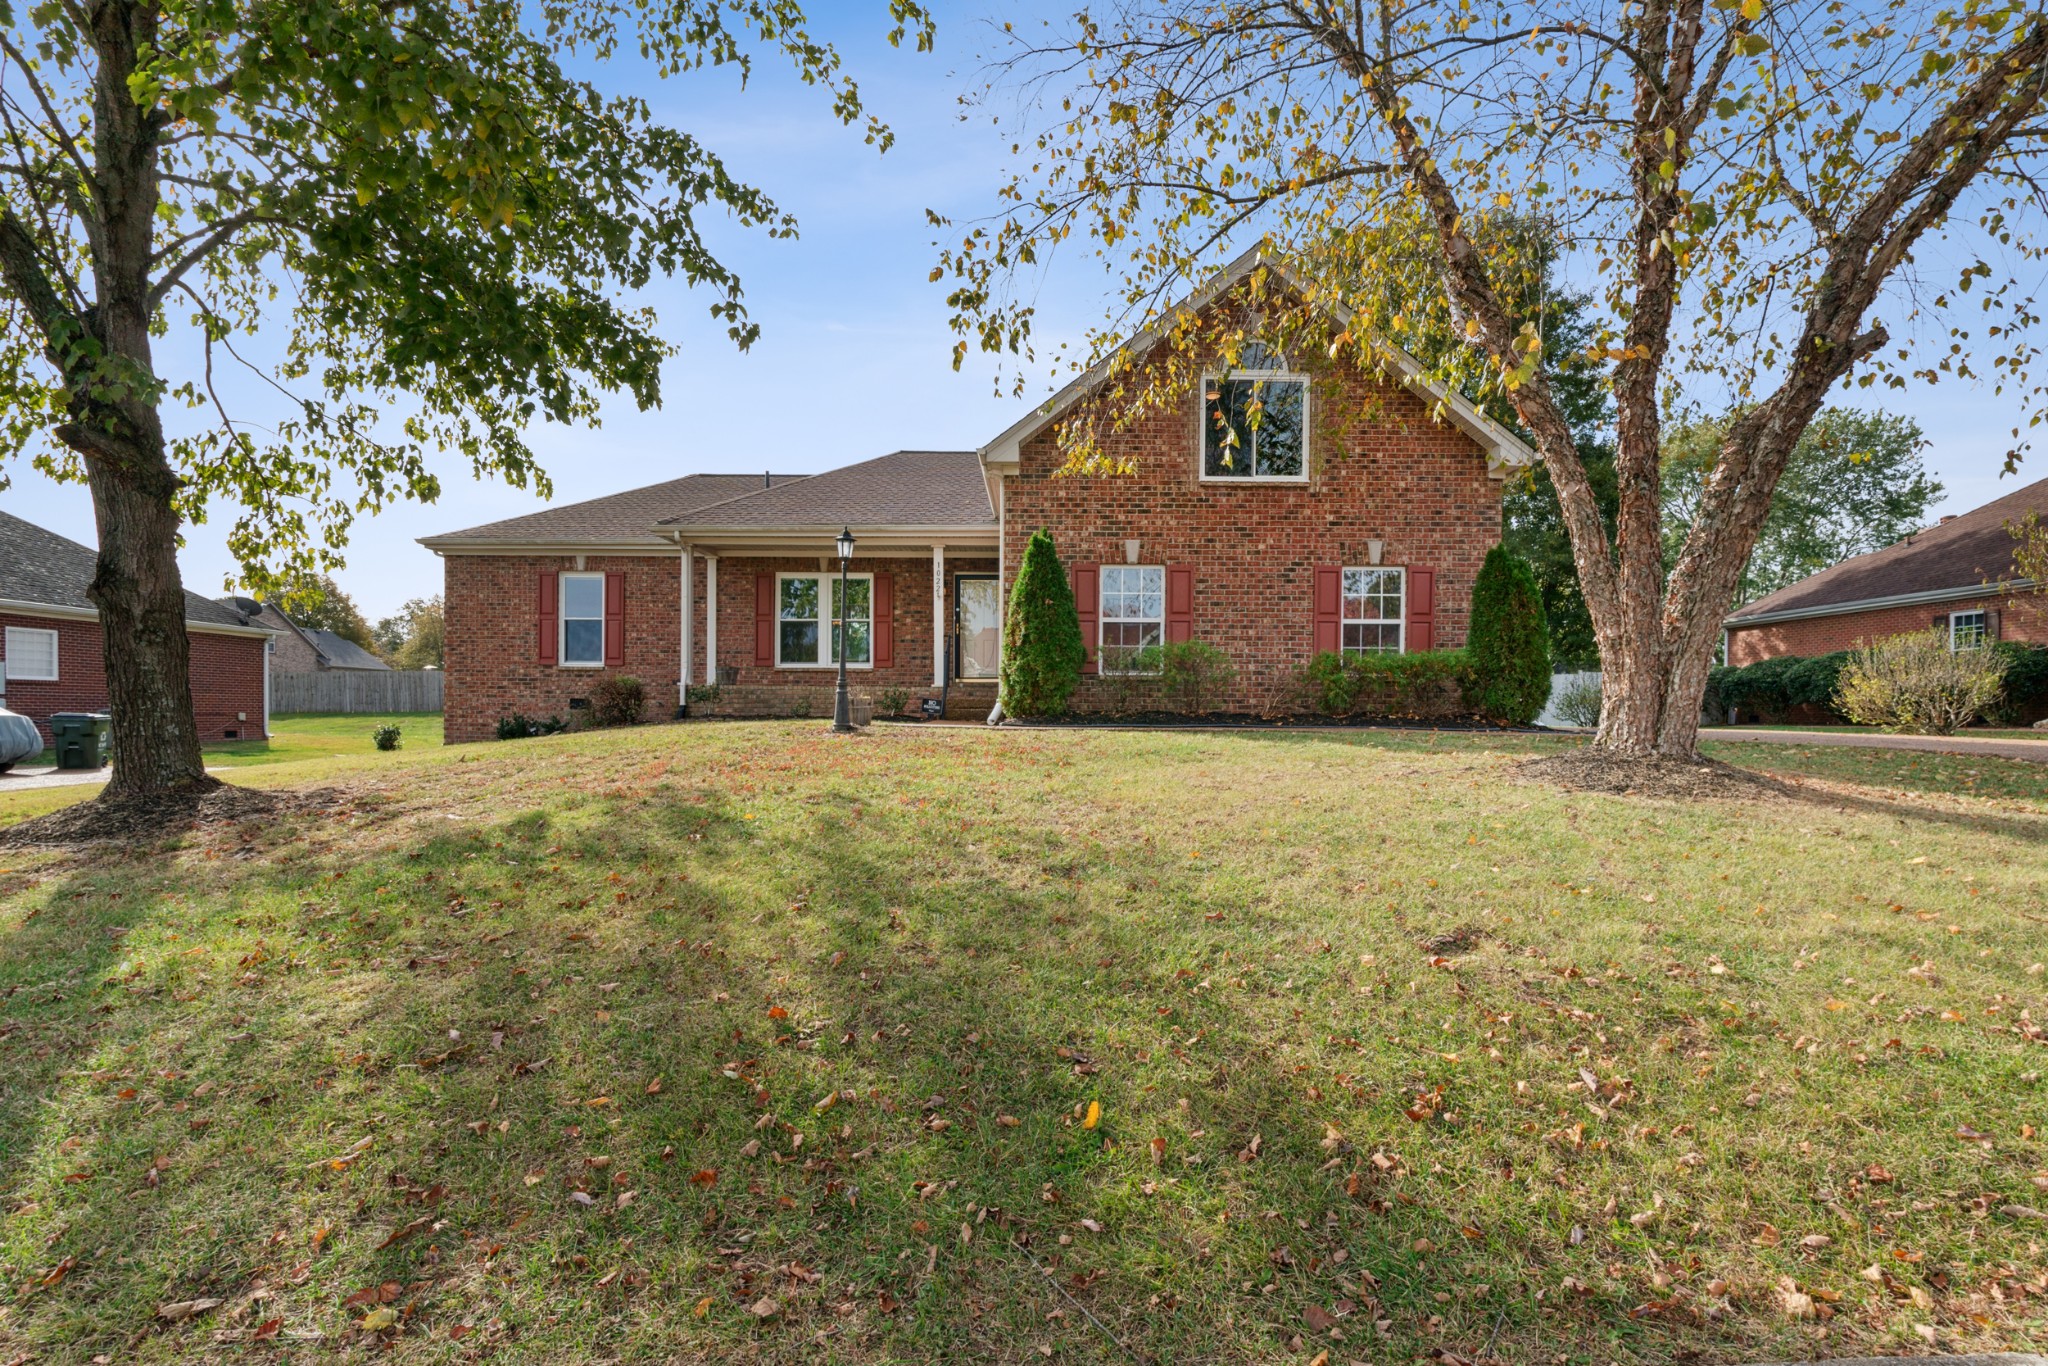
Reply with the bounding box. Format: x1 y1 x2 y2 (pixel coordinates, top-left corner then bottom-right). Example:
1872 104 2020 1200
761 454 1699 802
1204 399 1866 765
1725 591 2048 665
442 554 684 744
442 552 1003 741
0 610 269 747
1003 347 1504 712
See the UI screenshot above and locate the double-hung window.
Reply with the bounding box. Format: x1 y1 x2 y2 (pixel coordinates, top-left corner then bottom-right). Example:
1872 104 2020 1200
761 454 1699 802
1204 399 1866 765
2 626 59 682
560 573 606 668
1099 565 1164 673
1202 344 1308 481
1342 567 1405 654
777 573 871 667
1948 609 1988 651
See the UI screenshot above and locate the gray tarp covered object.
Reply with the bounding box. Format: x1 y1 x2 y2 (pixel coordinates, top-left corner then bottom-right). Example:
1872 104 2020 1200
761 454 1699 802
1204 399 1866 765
0 707 42 769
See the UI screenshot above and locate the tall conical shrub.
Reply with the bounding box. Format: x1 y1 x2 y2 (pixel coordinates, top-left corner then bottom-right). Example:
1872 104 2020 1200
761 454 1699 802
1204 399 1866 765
1002 528 1085 717
1464 544 1552 725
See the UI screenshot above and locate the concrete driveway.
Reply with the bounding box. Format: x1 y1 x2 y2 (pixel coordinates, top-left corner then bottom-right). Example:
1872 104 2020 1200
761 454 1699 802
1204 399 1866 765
1705 727 2048 763
0 764 113 791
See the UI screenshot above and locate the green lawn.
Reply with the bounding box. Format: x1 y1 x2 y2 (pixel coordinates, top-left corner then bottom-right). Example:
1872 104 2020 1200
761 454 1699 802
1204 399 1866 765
0 723 2043 1364
1706 722 2048 741
207 712 440 767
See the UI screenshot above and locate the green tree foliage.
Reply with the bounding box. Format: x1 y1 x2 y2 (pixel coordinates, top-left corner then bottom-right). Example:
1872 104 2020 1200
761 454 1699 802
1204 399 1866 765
280 574 374 650
372 596 446 670
1664 409 1942 605
1463 546 1551 725
1001 529 1083 717
0 0 931 799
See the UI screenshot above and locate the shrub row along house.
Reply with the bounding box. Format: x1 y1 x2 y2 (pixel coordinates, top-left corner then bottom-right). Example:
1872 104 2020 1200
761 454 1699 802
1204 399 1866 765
425 254 1535 742
0 510 273 746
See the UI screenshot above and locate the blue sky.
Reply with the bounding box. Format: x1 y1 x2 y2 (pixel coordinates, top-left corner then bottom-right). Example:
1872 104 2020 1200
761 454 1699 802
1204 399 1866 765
3 7 2040 620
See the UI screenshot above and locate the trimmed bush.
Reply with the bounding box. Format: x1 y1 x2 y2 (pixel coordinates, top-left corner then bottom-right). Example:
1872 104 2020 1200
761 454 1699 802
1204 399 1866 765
1159 639 1236 715
1705 650 1851 722
1462 545 1551 725
591 674 646 727
1301 649 1468 718
1551 676 1602 729
372 723 403 752
497 713 567 740
1001 528 1085 717
1834 630 2007 734
1986 641 2048 725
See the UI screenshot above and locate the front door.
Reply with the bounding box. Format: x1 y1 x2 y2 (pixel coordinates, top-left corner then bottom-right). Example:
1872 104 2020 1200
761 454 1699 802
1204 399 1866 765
955 576 1001 679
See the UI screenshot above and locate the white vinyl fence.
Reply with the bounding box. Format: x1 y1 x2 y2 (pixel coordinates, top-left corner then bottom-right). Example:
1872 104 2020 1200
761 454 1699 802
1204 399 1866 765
273 669 443 714
1536 670 1601 730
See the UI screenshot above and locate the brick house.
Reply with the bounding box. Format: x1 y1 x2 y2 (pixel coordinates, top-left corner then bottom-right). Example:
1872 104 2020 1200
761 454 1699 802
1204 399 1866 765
0 510 273 746
1723 474 2046 665
215 597 392 676
425 253 1535 743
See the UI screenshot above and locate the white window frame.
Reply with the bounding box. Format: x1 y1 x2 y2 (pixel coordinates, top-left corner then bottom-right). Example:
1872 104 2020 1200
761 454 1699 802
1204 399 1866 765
2 626 59 682
1099 564 1166 675
1198 361 1311 484
775 572 874 670
559 571 606 669
1948 608 1988 652
1341 567 1406 655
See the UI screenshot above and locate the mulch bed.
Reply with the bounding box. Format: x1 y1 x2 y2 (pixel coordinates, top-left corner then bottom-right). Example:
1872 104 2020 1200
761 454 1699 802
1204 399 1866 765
998 711 1547 733
0 779 341 851
1518 746 1796 800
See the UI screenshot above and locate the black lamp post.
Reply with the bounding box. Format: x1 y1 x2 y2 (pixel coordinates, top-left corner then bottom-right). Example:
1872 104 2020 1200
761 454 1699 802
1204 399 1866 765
831 525 857 733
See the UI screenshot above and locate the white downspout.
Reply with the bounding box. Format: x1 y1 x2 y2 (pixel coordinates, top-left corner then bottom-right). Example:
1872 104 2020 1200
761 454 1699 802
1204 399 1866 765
932 543 946 690
679 545 693 710
705 554 719 687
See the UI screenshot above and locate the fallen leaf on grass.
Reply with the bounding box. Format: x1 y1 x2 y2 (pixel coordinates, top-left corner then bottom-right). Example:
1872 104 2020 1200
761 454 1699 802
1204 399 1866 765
1081 1102 1100 1130
690 1170 718 1187
252 1318 282 1341
1304 1304 1337 1333
359 1306 399 1333
157 1298 223 1322
748 1297 779 1318
997 1115 1020 1128
343 1282 400 1308
2001 1204 2047 1221
377 1217 432 1250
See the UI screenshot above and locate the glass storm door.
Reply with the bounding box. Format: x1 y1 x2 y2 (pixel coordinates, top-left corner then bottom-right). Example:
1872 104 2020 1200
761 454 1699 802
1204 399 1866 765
956 576 1002 679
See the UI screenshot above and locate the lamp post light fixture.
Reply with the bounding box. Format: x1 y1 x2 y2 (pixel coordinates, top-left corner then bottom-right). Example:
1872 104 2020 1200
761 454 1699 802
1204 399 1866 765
831 526 857 733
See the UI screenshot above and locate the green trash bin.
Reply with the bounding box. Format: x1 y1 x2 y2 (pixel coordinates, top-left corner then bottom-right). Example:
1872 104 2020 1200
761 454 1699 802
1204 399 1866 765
50 711 112 770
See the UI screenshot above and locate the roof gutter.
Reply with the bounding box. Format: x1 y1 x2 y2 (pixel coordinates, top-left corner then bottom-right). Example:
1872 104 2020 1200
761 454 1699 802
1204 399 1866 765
1724 579 2036 628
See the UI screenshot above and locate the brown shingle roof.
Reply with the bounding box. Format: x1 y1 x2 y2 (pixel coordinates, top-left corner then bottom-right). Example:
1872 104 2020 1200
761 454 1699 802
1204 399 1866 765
423 473 804 547
0 509 251 629
661 451 993 532
1727 473 2047 622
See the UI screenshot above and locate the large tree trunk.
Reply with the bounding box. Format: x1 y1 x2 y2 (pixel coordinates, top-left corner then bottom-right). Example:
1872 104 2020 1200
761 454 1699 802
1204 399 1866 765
79 438 214 798
70 0 212 800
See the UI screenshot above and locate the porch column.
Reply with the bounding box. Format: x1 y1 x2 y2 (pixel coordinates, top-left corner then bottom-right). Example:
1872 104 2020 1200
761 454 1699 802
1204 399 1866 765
932 544 946 688
679 546 693 692
705 554 719 685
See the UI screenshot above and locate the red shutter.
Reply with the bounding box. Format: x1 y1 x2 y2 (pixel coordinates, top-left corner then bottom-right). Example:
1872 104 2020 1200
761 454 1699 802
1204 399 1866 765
603 571 625 668
1405 567 1436 653
537 571 558 665
754 574 776 666
1312 565 1341 656
872 572 894 668
1073 561 1100 674
1166 565 1195 643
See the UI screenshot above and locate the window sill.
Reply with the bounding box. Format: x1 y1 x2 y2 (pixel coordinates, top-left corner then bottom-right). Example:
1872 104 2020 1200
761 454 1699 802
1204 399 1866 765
1197 474 1310 485
775 663 876 671
557 662 606 670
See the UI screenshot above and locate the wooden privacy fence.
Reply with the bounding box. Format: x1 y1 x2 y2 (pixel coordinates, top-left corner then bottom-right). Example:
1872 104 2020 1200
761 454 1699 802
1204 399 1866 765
272 669 443 714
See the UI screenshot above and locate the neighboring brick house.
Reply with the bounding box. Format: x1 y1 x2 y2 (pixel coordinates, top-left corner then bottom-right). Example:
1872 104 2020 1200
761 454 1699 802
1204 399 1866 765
424 252 1535 742
216 597 392 675
1724 474 2046 666
0 510 273 746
